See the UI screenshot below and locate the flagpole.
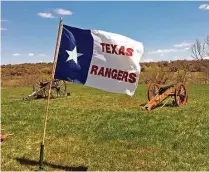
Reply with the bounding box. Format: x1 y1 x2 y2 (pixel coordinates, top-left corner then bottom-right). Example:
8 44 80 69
39 17 63 171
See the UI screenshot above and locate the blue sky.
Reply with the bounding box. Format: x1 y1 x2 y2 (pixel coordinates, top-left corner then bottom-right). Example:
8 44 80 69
1 1 209 64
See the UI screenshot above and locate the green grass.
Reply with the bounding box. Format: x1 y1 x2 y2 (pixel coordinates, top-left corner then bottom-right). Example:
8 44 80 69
1 84 209 171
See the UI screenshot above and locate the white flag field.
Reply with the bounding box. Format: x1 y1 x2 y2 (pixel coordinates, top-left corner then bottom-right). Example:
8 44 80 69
54 25 144 96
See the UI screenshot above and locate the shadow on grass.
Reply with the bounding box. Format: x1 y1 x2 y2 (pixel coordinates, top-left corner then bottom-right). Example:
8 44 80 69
15 157 88 171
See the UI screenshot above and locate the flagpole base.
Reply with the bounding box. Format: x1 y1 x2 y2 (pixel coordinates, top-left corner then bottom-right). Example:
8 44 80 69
38 143 45 171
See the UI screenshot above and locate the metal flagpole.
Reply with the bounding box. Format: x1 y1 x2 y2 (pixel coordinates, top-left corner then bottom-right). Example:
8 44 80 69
39 17 63 171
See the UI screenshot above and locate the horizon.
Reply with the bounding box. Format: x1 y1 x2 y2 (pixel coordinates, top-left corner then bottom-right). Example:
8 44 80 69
1 58 206 66
1 1 209 65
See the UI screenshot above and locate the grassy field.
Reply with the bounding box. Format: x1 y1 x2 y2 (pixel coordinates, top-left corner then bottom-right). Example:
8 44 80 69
1 84 209 171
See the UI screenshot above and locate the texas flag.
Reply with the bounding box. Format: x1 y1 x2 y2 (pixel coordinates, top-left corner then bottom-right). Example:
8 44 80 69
54 24 144 96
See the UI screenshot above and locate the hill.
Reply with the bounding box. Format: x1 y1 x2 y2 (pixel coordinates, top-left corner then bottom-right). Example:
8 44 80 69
1 59 209 87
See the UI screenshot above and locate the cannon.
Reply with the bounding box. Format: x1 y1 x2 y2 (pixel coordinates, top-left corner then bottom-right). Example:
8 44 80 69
143 82 188 111
24 79 68 100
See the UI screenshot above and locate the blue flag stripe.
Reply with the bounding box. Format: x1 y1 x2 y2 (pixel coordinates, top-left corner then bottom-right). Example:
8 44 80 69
54 25 94 84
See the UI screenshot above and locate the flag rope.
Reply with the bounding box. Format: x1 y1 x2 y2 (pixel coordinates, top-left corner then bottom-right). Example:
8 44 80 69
39 17 63 171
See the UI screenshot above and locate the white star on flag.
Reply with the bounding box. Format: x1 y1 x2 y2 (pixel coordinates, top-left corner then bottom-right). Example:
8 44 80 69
66 47 83 64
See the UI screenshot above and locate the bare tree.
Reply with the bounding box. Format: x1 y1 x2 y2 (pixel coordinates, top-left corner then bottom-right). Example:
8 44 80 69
191 36 209 60
191 36 209 82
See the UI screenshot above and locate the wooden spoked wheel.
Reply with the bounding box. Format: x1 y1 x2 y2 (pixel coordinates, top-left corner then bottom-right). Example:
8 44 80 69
174 83 187 106
44 80 67 98
44 84 56 99
52 79 67 97
32 79 67 99
33 78 48 98
148 83 160 101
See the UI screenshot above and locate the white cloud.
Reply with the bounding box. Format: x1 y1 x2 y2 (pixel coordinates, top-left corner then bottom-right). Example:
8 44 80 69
173 56 179 60
174 56 184 60
1 28 7 31
175 56 209 61
148 45 192 55
54 8 73 15
173 41 194 48
0 19 8 22
186 57 194 61
12 53 20 56
37 12 55 18
184 47 190 50
177 47 191 52
28 53 34 56
199 4 209 10
173 56 195 61
148 49 177 54
38 54 47 56
142 58 154 62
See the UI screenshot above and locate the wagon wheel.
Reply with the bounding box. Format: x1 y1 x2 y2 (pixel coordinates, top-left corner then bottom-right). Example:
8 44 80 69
147 83 160 101
44 81 58 99
174 83 187 106
44 80 67 98
32 79 48 98
53 79 67 97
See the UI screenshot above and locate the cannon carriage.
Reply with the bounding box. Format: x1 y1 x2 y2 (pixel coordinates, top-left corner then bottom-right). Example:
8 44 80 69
143 82 188 110
24 79 68 100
